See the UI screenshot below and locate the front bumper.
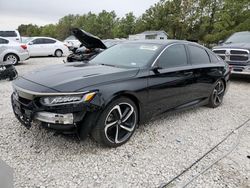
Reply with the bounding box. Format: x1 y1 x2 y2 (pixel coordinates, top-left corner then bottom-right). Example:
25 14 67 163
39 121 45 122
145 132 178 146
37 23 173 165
230 65 250 75
11 93 98 132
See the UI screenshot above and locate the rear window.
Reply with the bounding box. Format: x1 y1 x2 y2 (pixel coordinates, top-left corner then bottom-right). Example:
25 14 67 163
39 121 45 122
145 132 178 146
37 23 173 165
188 45 210 65
43 39 56 44
0 38 9 44
208 51 220 63
0 31 17 37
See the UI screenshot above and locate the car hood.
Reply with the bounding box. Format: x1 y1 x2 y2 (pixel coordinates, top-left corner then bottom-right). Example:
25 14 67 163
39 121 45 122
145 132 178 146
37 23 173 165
18 63 139 92
72 28 107 49
213 43 250 50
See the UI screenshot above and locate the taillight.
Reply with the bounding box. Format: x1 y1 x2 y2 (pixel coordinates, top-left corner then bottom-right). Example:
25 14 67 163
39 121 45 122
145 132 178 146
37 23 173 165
20 44 27 50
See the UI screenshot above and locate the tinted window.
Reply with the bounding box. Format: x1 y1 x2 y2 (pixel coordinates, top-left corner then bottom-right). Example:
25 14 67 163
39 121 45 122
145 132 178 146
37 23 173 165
0 38 9 44
189 45 210 65
158 44 188 68
0 31 17 37
43 39 56 44
208 51 220 63
32 39 44 44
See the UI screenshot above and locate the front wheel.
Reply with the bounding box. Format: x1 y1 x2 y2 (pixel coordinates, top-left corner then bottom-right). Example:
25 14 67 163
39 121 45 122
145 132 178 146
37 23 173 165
91 97 138 147
207 79 225 108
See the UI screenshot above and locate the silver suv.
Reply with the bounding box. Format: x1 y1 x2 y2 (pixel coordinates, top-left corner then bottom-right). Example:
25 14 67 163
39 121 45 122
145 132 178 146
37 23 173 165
213 31 250 75
0 37 29 65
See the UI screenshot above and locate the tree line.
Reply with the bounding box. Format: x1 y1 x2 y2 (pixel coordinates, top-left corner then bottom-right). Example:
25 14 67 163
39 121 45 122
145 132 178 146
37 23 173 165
18 0 250 45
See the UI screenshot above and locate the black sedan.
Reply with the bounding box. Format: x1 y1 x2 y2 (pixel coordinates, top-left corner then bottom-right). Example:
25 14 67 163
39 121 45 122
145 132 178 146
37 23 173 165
11 40 230 147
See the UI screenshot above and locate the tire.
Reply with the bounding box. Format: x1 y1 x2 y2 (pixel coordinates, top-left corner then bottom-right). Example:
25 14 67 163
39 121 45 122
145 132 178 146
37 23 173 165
91 97 138 147
207 79 225 108
55 49 63 57
4 54 19 65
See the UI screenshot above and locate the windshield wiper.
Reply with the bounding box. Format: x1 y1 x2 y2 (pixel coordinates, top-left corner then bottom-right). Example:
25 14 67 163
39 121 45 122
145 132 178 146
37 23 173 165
99 63 117 67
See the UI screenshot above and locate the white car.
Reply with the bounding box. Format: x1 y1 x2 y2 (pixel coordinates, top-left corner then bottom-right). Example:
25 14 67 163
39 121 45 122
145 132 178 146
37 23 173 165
0 30 21 43
25 37 69 57
0 37 29 65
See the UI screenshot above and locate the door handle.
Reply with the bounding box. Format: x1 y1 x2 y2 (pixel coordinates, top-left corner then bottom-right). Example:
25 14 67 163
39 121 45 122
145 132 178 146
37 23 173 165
183 71 193 76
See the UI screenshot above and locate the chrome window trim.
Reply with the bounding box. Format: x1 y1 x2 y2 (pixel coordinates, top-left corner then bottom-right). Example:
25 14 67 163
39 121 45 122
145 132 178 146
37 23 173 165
151 43 189 67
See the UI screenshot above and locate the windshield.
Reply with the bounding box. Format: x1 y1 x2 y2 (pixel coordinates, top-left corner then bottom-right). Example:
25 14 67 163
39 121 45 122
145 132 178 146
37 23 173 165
224 32 250 43
22 37 33 43
90 43 161 68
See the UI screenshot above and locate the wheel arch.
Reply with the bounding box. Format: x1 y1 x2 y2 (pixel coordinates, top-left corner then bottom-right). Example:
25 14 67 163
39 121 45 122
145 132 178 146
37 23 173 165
4 53 20 62
105 91 142 124
54 49 63 55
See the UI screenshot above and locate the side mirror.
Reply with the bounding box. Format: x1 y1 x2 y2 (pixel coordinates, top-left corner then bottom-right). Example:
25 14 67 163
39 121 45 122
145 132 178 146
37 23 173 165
218 40 224 45
28 41 34 45
151 64 162 74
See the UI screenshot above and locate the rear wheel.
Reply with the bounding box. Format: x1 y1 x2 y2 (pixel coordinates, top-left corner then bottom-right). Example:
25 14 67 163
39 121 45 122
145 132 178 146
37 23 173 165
55 49 63 57
208 79 225 108
91 97 138 147
4 54 19 65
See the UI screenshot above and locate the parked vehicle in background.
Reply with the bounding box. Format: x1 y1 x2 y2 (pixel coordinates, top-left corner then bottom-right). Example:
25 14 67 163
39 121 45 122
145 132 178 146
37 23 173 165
24 37 69 57
213 31 250 75
0 61 18 80
64 35 81 52
11 40 230 147
0 37 29 65
0 30 21 43
67 28 107 62
102 39 126 48
67 28 125 62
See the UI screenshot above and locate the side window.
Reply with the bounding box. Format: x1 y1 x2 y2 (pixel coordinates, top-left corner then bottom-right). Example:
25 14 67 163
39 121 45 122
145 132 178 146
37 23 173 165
0 38 9 44
188 45 210 65
32 39 43 45
0 31 17 37
208 51 220 63
43 39 56 44
158 44 188 68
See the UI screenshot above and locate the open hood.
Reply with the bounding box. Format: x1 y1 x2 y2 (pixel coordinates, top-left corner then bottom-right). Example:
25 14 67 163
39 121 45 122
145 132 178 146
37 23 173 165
72 28 107 49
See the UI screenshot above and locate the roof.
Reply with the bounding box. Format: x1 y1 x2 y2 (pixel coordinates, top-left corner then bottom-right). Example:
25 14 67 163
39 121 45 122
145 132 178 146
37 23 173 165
124 39 187 45
140 30 168 36
123 39 207 49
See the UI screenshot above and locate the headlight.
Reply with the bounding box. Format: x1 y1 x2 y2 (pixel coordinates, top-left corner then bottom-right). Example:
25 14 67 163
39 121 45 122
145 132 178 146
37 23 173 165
40 92 96 106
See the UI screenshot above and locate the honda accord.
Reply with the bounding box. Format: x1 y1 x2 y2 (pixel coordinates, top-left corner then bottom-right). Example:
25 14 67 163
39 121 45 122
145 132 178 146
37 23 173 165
11 40 230 147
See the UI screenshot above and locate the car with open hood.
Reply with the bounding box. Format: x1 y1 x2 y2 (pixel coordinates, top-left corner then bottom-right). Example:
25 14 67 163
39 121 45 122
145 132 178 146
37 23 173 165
213 31 250 75
67 28 107 62
11 40 230 147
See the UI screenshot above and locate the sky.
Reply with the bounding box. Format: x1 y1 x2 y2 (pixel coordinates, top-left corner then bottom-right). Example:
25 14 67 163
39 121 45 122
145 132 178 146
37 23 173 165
0 0 159 30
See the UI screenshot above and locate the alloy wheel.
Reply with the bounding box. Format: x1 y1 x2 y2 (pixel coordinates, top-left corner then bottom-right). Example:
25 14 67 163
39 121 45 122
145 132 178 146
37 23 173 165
6 55 18 65
104 103 136 144
212 80 225 106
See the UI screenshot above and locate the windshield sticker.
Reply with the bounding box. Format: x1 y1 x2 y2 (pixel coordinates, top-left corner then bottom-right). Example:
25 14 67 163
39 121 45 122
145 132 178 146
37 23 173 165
140 45 158 51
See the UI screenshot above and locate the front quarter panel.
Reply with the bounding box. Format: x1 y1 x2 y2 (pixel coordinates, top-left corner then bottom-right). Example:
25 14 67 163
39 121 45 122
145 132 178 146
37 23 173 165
84 69 150 122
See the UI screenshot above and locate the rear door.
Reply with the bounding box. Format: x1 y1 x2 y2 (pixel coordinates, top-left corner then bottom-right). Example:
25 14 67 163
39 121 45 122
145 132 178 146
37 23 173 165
0 38 9 60
42 39 57 55
148 44 196 114
187 44 223 99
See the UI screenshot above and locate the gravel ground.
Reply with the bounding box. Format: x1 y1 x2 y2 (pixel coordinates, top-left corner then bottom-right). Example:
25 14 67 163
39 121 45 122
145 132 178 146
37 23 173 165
0 57 249 188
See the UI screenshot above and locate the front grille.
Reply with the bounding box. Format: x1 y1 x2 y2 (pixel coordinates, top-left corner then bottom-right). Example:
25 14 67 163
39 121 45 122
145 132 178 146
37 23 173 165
18 96 32 106
231 50 248 55
213 50 226 54
213 49 249 63
230 55 248 61
219 55 225 60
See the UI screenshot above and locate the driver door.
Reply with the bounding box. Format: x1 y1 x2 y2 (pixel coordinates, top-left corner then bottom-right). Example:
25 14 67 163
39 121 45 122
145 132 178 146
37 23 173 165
147 44 196 115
